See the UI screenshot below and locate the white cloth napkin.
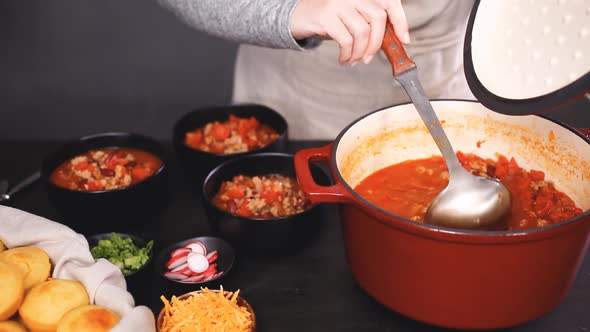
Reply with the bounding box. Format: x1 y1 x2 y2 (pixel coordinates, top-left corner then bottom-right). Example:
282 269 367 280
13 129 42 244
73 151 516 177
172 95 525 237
0 206 156 332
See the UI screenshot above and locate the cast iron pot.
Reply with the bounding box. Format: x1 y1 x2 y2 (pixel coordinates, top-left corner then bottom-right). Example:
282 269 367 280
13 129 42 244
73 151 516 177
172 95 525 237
202 153 328 256
294 100 590 330
41 132 169 235
173 104 288 186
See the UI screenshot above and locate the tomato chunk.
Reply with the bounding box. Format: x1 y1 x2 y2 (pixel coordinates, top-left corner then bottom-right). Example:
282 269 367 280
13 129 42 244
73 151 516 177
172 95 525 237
211 123 231 140
87 180 104 191
132 167 152 181
227 186 245 199
185 131 203 148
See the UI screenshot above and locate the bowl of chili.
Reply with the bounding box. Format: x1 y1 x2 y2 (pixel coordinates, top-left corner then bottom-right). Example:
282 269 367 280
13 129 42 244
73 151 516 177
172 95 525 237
202 153 329 256
172 104 288 186
40 132 169 234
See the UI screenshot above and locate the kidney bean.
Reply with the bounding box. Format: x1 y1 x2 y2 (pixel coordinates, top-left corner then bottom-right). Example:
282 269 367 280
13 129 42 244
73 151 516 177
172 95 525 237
76 179 87 190
487 165 496 177
101 168 115 177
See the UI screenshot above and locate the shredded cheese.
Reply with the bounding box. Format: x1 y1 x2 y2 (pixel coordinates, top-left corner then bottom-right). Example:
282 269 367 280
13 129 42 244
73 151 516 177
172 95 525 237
159 286 252 332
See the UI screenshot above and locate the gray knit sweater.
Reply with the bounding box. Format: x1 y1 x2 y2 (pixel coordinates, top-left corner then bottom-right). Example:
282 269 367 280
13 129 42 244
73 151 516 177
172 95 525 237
158 0 306 50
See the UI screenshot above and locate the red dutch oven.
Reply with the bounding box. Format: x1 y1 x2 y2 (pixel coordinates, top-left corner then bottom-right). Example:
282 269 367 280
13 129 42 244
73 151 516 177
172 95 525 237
295 101 590 329
294 0 590 329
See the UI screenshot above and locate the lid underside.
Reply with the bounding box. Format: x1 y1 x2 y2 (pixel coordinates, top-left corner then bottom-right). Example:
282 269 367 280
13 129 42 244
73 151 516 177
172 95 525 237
464 0 590 115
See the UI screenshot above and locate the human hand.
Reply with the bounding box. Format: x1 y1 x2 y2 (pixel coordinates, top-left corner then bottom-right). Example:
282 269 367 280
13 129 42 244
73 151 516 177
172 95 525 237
290 0 409 65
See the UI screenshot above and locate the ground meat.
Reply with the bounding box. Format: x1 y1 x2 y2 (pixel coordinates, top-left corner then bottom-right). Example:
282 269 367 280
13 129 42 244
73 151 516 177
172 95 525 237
212 174 312 218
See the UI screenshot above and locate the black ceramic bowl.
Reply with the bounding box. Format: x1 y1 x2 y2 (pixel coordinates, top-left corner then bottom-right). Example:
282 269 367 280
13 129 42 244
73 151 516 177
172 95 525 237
40 132 169 234
172 104 288 186
202 153 329 256
155 236 235 289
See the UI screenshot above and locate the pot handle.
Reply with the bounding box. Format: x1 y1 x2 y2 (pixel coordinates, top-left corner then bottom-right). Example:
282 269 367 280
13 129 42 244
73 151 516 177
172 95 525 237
294 144 354 204
577 128 590 138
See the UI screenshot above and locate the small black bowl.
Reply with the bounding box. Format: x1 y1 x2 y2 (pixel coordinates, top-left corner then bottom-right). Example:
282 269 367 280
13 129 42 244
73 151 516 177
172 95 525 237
87 232 154 298
40 132 169 234
172 104 288 186
155 236 235 289
202 153 329 256
87 232 154 277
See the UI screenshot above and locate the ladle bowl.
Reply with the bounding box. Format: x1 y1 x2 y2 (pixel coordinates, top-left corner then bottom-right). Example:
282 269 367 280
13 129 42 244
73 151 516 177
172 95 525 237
380 21 511 229
425 168 511 229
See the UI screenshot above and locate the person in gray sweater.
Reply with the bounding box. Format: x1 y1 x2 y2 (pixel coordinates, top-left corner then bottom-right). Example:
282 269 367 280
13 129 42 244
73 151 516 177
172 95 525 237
158 0 475 139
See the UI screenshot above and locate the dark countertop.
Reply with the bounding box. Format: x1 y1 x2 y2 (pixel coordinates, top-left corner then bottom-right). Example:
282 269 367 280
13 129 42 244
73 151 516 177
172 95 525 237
2 140 590 332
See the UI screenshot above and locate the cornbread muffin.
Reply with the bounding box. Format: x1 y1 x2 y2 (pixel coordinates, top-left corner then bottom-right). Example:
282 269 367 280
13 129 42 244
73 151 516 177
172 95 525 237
0 320 28 332
19 279 89 332
0 261 24 321
0 240 6 253
57 305 121 332
0 247 51 290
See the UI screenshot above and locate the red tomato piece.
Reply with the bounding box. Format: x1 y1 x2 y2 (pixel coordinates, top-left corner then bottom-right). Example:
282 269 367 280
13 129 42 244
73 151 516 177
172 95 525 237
209 144 225 153
73 161 89 171
528 170 545 181
87 180 104 191
132 167 152 181
211 123 231 140
236 202 253 217
261 188 281 203
185 131 203 148
508 158 521 175
227 186 245 199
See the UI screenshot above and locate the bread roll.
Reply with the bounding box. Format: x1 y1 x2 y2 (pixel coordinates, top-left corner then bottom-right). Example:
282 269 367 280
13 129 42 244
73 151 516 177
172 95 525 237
0 261 24 321
19 279 89 332
0 241 6 253
0 247 51 290
0 320 28 332
56 305 120 332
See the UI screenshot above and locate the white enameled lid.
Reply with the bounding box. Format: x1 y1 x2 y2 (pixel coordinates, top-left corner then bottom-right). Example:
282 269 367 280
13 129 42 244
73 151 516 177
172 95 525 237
464 0 590 115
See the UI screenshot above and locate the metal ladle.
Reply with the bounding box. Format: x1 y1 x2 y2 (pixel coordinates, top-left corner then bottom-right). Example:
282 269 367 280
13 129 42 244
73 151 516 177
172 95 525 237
380 22 511 229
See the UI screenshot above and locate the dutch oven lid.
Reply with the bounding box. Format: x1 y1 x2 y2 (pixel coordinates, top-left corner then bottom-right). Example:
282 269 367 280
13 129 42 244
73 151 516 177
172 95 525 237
464 0 590 115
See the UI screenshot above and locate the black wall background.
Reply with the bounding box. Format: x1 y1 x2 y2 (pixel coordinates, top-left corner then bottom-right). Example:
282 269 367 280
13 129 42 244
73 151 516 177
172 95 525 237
0 0 237 141
0 0 588 141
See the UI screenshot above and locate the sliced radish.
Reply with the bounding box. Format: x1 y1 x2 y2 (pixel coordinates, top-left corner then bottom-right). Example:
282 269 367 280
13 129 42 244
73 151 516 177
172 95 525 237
164 272 188 281
181 267 194 276
185 274 206 283
187 254 209 273
185 241 207 255
166 255 188 270
206 251 218 263
201 263 217 278
170 248 191 258
171 262 189 273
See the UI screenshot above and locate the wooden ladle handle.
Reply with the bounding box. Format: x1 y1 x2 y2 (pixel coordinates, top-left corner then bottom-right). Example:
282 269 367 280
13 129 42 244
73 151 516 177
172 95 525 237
380 21 416 75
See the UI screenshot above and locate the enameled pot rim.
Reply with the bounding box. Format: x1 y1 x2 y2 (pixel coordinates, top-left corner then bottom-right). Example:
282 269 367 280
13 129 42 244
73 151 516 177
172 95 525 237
330 99 590 240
